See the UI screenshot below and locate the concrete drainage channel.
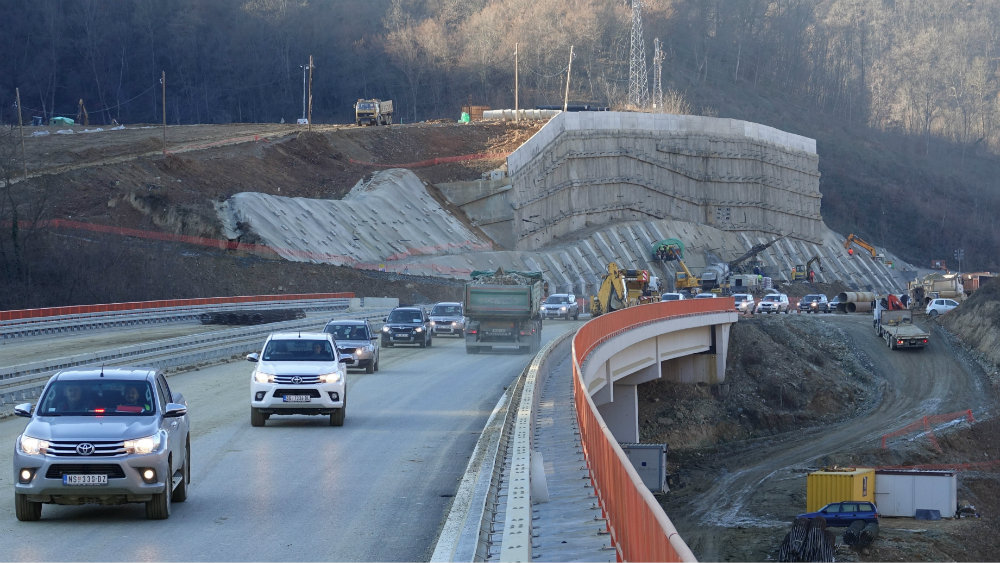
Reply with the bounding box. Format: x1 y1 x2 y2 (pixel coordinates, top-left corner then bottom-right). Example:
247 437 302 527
0 304 394 417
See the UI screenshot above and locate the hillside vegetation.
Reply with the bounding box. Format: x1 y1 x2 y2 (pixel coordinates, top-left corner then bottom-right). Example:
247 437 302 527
1 0 999 307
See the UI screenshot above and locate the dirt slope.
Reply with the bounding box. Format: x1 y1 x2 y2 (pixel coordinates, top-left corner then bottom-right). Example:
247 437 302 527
641 311 1000 562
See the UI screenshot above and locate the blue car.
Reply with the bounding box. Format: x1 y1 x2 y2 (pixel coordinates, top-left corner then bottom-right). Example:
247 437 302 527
797 501 880 526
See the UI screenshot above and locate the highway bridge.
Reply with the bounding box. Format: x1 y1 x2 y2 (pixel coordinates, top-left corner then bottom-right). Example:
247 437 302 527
0 295 734 561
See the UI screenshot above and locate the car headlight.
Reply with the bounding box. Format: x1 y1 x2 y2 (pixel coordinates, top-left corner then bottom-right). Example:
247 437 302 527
430 321 437 326
415 327 424 333
124 432 162 455
319 372 342 384
254 371 275 383
382 326 390 333
19 434 51 455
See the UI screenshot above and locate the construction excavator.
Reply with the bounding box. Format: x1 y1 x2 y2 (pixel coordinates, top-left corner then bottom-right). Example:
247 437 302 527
655 242 700 293
844 234 879 259
792 255 823 281
727 234 785 274
590 262 628 317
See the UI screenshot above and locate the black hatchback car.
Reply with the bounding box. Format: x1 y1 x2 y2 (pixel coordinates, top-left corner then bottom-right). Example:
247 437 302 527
381 306 432 348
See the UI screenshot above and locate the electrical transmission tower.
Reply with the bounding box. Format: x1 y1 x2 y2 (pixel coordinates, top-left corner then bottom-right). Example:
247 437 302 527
652 37 664 110
627 0 649 109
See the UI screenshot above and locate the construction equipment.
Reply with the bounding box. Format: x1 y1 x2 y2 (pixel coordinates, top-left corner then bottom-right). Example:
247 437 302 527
792 255 823 281
652 241 700 294
908 272 966 306
590 262 628 317
844 234 879 259
727 235 785 274
354 99 393 126
700 263 730 292
464 268 544 354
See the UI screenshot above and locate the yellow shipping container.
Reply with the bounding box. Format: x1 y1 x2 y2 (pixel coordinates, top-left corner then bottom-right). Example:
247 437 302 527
806 467 875 512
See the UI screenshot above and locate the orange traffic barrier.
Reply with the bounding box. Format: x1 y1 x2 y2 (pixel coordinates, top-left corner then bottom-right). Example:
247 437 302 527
573 299 731 561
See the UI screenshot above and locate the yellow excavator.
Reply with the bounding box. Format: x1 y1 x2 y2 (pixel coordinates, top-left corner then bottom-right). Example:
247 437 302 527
590 262 628 317
792 255 822 281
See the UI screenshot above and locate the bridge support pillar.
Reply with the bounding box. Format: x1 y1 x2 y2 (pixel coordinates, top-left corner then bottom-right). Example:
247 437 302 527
597 383 638 443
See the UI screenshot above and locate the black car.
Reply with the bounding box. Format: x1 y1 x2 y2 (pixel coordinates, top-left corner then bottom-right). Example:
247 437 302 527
798 294 830 313
381 306 432 348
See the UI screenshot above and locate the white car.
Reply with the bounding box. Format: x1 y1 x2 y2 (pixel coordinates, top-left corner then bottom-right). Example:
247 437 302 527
926 298 959 317
660 292 686 301
693 293 717 298
755 293 790 314
733 293 755 312
247 332 349 427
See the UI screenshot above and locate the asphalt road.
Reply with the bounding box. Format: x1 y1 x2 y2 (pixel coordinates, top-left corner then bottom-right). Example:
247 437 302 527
0 323 576 562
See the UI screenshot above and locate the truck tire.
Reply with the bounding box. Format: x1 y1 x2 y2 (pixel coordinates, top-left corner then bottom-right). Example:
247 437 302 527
251 407 266 427
15 494 42 521
330 407 345 426
145 461 172 519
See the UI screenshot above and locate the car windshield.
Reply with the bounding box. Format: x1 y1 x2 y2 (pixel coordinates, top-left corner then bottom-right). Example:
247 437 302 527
431 305 462 316
545 296 569 304
325 325 367 340
803 295 821 302
661 294 680 300
262 339 334 361
38 380 154 416
387 310 422 323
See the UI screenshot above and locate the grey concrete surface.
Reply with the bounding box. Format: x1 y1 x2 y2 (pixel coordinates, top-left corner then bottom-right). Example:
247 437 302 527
216 111 913 308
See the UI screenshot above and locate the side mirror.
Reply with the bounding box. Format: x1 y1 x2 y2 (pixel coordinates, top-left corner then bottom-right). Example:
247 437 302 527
163 403 188 418
246 352 260 362
339 357 350 364
14 403 33 417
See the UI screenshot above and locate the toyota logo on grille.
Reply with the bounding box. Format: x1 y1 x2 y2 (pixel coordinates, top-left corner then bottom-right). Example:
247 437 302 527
76 443 95 456
291 376 303 384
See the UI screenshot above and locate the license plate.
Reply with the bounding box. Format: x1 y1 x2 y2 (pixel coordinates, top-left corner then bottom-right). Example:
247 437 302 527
392 335 408 340
283 395 311 402
63 474 107 486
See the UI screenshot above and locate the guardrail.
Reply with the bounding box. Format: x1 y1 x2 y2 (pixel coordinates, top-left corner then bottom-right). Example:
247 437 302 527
573 300 731 562
0 293 355 339
0 294 399 416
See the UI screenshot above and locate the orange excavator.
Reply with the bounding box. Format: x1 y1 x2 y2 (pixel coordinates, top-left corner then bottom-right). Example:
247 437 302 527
844 234 878 259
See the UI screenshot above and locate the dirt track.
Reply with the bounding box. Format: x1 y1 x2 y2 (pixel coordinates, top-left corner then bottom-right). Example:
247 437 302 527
655 312 999 561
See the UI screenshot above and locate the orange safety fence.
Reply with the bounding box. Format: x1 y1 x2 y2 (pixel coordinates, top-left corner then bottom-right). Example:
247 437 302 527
572 299 734 562
4 219 488 276
0 292 354 322
880 409 975 451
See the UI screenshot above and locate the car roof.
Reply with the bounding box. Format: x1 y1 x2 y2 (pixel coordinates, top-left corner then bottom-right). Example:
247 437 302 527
267 331 332 340
433 301 462 306
53 367 156 381
393 306 423 311
325 319 367 326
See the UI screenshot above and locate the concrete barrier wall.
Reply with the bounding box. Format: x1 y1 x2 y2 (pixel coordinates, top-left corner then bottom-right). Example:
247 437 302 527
507 112 822 250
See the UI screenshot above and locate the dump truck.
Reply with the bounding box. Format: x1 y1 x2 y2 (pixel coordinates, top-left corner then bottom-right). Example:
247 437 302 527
874 295 928 350
908 272 965 306
354 99 393 126
464 268 543 354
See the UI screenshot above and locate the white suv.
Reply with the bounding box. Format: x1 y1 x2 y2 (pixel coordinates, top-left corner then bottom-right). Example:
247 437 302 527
247 332 349 427
755 293 790 314
733 293 755 312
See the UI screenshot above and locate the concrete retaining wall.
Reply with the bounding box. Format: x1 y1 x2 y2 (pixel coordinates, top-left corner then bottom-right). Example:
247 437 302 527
507 112 822 250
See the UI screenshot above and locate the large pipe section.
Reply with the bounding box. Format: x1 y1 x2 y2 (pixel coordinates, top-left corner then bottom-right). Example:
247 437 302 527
838 291 876 313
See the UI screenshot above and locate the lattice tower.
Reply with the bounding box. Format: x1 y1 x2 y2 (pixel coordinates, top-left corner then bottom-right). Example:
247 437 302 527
652 37 664 110
627 0 649 109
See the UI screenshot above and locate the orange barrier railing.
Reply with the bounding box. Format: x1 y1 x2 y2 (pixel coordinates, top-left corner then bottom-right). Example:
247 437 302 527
572 299 733 562
0 292 354 322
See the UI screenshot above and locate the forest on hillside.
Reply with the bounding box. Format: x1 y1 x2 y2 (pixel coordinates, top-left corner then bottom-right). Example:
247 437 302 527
2 0 999 272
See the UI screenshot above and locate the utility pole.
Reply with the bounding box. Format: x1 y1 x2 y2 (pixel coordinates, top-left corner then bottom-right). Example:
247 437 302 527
307 55 314 131
563 45 574 112
652 38 664 110
300 63 308 121
15 88 27 181
514 42 519 122
161 71 167 155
